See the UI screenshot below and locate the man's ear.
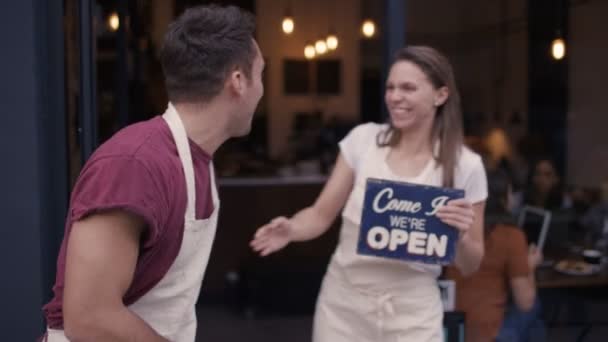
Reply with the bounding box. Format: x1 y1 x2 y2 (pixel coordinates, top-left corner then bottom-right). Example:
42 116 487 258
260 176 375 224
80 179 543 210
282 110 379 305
228 69 245 96
434 86 449 107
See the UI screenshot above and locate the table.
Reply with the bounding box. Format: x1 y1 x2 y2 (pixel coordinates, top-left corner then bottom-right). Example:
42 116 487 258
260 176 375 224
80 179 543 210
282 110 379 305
537 264 608 289
536 263 608 342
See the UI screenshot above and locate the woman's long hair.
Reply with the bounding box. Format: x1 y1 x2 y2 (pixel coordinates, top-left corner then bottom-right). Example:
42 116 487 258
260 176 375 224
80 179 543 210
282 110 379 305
377 46 463 188
523 157 564 210
485 170 516 235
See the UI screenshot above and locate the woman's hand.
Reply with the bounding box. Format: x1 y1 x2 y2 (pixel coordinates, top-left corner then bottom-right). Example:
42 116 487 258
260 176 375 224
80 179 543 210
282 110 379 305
250 216 293 256
435 198 475 239
528 244 543 270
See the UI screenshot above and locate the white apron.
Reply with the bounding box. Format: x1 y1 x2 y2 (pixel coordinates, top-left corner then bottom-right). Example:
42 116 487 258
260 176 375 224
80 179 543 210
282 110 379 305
313 144 443 342
47 104 219 341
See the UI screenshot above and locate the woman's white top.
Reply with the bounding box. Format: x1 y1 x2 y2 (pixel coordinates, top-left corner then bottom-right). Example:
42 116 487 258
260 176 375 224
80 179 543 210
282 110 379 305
328 122 488 290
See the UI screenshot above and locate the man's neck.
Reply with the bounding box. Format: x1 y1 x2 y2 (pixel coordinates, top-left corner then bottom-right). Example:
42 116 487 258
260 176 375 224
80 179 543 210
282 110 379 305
172 101 231 156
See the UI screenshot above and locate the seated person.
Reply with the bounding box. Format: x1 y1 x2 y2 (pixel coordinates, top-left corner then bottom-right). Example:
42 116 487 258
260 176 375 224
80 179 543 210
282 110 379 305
446 170 544 342
482 127 527 191
516 158 571 213
580 178 608 248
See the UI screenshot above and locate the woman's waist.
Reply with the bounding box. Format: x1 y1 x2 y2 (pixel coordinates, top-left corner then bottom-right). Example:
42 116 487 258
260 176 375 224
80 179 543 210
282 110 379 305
322 260 443 320
327 254 440 294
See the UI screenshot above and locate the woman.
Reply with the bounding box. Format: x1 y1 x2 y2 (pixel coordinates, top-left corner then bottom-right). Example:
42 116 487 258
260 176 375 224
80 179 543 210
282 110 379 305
580 177 608 249
446 170 544 342
520 158 570 212
250 46 487 341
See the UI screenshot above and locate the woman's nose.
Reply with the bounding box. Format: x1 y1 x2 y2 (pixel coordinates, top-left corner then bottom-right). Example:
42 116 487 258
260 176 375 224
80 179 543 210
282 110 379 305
387 91 401 103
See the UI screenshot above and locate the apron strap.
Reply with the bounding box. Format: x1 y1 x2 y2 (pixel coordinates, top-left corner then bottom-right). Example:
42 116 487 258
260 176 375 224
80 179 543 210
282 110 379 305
163 103 197 221
209 161 218 204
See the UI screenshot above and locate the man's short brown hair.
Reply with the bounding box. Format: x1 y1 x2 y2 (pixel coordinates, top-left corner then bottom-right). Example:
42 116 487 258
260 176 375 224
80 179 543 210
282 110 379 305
160 5 256 103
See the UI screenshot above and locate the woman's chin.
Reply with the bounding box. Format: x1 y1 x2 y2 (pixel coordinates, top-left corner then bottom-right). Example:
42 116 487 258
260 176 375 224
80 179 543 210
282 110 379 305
390 117 415 130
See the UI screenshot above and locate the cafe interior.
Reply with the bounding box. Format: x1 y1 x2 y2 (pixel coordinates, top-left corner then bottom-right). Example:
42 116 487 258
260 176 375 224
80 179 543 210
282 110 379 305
4 0 608 341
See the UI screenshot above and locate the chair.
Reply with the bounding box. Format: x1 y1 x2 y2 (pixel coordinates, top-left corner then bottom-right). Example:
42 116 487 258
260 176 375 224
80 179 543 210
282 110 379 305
518 205 552 251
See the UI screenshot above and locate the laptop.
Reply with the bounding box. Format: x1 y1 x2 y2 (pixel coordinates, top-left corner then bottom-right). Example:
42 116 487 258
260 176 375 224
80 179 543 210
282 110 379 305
517 205 552 252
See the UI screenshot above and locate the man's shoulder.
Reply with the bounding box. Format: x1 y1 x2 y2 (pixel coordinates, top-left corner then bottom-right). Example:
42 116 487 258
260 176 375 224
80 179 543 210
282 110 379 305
91 116 171 163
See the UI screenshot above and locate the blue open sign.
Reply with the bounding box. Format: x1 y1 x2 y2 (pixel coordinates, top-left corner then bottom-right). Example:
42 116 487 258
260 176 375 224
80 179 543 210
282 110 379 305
356 178 464 264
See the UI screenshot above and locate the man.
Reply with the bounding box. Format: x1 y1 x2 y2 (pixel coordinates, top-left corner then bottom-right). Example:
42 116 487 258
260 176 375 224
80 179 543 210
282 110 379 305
42 5 264 341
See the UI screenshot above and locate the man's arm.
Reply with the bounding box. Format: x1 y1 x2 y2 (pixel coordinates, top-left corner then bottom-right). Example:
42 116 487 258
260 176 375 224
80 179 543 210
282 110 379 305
63 210 169 342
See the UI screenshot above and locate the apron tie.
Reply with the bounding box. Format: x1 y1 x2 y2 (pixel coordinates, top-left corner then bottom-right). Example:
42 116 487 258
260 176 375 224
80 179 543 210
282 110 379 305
376 292 396 335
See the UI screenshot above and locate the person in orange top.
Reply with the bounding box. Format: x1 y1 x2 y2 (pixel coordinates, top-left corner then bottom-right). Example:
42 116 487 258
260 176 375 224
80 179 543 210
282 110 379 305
447 170 545 341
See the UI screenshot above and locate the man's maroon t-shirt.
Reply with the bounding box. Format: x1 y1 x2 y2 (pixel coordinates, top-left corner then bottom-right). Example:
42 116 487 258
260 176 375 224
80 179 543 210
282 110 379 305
43 116 214 329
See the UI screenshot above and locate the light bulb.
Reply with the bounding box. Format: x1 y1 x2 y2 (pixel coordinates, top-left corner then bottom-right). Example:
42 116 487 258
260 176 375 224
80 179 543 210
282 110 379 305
108 12 119 31
551 38 566 60
362 19 375 38
315 39 327 54
304 44 316 59
282 16 294 34
326 34 338 50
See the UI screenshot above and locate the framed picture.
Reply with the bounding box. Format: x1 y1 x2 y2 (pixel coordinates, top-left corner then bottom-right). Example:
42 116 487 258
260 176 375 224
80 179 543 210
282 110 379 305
283 59 311 94
316 59 341 95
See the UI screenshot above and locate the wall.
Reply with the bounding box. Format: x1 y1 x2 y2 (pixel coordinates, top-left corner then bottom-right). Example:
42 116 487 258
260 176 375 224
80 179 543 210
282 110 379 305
256 0 361 158
150 0 175 55
567 0 608 187
0 0 67 339
0 1 44 334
